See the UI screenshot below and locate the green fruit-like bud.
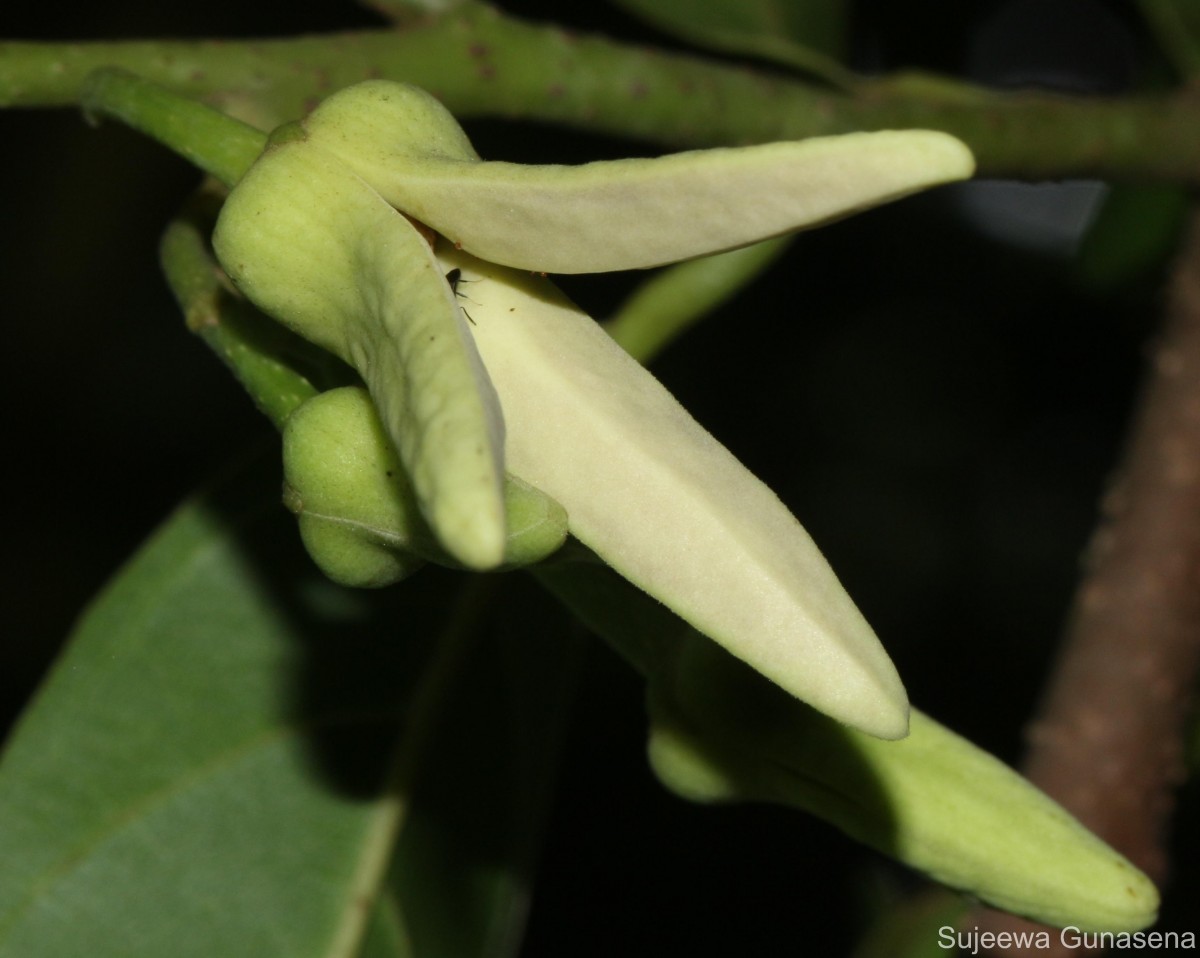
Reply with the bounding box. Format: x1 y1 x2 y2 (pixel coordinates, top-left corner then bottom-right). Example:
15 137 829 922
283 387 568 586
290 506 427 589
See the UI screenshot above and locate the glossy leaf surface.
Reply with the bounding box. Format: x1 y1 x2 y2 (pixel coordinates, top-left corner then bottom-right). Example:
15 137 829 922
609 0 852 80
0 454 578 957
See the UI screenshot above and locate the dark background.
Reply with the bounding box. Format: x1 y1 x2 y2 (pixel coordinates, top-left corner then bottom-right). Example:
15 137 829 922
2 1 1196 954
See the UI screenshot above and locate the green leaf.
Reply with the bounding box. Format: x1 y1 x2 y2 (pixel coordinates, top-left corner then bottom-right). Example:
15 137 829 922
0 453 580 957
357 0 477 23
608 0 856 85
0 453 428 957
1140 0 1200 78
850 891 969 958
1074 183 1189 292
383 581 585 958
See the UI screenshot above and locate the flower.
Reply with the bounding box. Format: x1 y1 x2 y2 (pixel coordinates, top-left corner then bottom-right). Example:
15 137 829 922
213 81 975 739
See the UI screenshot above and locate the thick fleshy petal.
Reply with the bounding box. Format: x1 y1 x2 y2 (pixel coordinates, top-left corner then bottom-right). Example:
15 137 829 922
380 132 973 273
213 136 507 569
444 247 909 739
300 81 973 274
647 638 1159 932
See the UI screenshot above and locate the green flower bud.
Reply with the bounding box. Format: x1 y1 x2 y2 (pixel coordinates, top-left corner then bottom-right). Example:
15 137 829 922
283 386 567 586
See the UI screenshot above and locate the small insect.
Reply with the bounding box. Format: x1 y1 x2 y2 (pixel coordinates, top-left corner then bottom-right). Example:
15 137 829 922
445 268 476 324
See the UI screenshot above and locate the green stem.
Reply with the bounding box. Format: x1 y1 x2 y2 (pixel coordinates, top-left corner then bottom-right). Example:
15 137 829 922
605 238 791 361
5 8 1200 183
159 188 352 428
83 68 265 186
